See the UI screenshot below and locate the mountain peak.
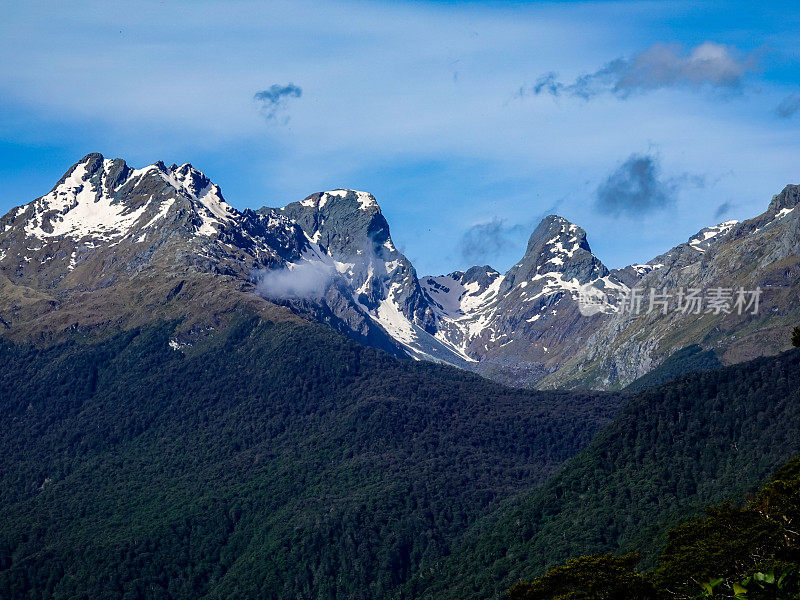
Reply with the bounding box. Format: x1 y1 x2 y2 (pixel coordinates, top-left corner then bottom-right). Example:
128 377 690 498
9 153 240 243
78 152 105 167
459 265 501 288
529 214 586 243
298 189 381 213
513 214 606 281
0 153 317 292
769 184 800 212
164 162 222 205
492 214 608 301
277 189 390 257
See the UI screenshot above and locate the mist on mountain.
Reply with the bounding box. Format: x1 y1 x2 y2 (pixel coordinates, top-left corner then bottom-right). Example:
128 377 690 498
253 261 335 300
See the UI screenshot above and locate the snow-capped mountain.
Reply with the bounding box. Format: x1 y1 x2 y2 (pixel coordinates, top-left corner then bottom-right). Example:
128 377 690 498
263 190 472 364
2 153 799 390
420 216 629 385
276 189 434 331
271 185 799 389
0 153 316 291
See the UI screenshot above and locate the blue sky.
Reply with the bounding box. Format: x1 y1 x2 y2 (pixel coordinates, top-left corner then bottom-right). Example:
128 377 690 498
2 0 800 275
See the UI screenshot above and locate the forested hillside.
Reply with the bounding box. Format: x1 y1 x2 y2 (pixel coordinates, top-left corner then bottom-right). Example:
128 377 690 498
411 348 800 599
508 455 800 599
0 317 620 600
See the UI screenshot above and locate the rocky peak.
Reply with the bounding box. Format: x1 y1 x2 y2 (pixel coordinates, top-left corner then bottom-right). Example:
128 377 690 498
458 265 501 291
267 189 438 334
15 153 244 243
643 219 742 274
165 163 223 204
501 215 608 292
0 153 316 291
276 189 391 258
767 184 800 216
687 220 738 253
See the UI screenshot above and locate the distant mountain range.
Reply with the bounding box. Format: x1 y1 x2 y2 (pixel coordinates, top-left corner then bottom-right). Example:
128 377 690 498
1 153 798 389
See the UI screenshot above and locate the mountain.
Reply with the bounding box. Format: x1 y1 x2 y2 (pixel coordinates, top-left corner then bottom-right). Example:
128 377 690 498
407 347 800 599
259 190 470 364
0 153 312 343
420 195 799 390
1 153 312 285
1 153 798 599
277 190 433 333
0 155 408 357
0 154 627 598
544 187 800 389
421 216 626 386
2 153 798 391
256 180 799 391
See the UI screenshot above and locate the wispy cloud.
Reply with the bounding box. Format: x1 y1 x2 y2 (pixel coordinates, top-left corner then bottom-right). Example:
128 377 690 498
459 218 527 264
595 152 704 217
776 93 800 118
523 42 756 100
254 261 334 299
714 200 734 219
254 83 302 122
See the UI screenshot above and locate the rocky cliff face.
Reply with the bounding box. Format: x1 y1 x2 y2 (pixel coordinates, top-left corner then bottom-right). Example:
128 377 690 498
272 190 435 332
263 190 472 364
2 153 798 389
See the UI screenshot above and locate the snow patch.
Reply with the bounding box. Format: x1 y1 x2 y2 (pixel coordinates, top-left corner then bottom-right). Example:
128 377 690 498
324 189 379 211
689 220 738 253
141 198 175 230
630 263 664 277
24 162 150 240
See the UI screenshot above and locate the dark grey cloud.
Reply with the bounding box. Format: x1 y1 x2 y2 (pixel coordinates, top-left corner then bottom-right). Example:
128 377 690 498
714 200 734 219
671 171 707 189
776 93 800 118
523 42 755 100
595 153 677 217
254 83 302 121
459 218 526 264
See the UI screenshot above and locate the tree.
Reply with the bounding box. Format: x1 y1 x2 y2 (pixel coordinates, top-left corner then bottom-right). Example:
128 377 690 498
507 457 800 600
507 553 658 600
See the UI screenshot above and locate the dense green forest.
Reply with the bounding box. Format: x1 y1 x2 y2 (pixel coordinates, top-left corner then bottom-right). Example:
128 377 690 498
410 348 800 599
508 455 800 599
0 317 620 600
3 315 799 599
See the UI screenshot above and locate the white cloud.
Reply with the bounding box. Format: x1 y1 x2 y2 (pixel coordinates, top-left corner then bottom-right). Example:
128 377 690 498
524 42 757 100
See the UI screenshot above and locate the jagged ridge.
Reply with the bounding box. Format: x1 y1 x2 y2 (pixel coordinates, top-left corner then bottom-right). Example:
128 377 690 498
2 153 799 390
